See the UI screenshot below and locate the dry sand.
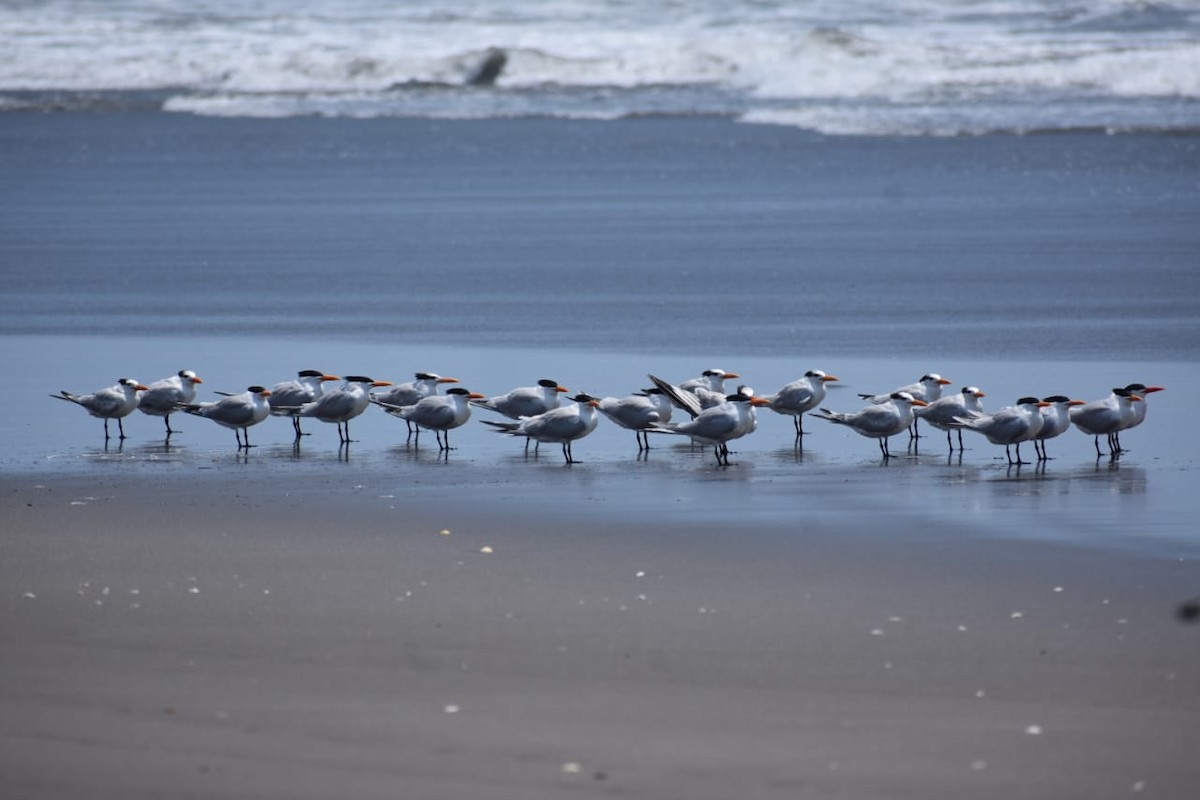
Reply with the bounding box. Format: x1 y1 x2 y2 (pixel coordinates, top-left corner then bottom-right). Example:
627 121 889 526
2 471 1197 799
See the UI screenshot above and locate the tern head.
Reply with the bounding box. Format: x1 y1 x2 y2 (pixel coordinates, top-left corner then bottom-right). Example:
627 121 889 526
805 370 839 382
1017 396 1052 408
963 386 986 397
570 393 601 407
248 386 271 396
920 374 952 386
537 378 570 392
298 370 324 378
703 368 738 379
891 391 928 407
178 369 203 385
1041 395 1072 405
446 387 487 400
118 378 150 391
1124 383 1164 395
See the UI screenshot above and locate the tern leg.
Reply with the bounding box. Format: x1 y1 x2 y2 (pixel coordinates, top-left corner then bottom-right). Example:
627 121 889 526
793 416 804 438
103 419 111 440
957 429 964 450
164 415 175 435
292 416 303 439
118 417 127 439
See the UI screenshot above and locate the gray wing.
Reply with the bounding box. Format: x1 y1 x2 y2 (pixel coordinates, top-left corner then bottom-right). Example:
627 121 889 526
647 374 702 419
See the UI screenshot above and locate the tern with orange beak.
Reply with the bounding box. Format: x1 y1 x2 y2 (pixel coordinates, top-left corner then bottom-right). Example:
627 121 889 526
481 393 602 464
180 386 273 449
951 396 1051 465
138 369 204 434
858 373 952 439
762 369 840 439
1113 383 1164 452
914 386 987 452
814 391 929 459
286 375 392 444
268 370 340 439
50 377 149 440
373 372 461 437
648 392 771 466
1071 388 1143 457
1034 395 1087 460
376 387 485 451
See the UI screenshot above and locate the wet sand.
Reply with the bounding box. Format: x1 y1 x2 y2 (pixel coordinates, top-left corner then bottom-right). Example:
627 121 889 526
3 469 1198 799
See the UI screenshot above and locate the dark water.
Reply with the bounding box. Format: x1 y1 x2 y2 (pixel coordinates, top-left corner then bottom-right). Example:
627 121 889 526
2 114 1197 360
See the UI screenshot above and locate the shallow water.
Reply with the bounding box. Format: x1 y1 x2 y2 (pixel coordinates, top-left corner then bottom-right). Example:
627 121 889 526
7 334 1196 558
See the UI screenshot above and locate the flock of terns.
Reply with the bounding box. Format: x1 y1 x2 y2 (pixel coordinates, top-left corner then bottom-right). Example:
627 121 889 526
50 368 1163 466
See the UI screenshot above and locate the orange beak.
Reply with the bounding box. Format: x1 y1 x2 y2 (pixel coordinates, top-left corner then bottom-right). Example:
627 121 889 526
556 386 570 393
372 381 393 388
192 377 204 384
468 392 486 400
135 384 150 391
1037 401 1052 408
724 372 741 380
1143 386 1165 394
1068 399 1086 406
750 397 771 407
322 374 340 382
437 377 460 384
911 399 929 407
937 378 952 385
822 375 840 382
975 391 987 397
260 389 272 397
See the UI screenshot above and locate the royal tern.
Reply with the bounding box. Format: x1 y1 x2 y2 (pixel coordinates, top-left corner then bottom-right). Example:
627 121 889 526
1034 396 1086 460
1114 383 1164 452
286 375 392 444
814 391 928 458
373 373 461 436
762 370 840 439
472 378 570 419
648 393 770 466
376 387 485 451
180 386 273 449
50 377 149 440
951 397 1050 465
913 386 987 452
268 370 340 438
481 393 601 464
677 368 741 409
1070 388 1142 457
598 388 674 451
858 373 951 439
138 369 204 434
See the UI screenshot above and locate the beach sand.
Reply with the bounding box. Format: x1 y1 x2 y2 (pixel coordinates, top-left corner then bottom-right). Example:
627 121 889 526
2 470 1197 799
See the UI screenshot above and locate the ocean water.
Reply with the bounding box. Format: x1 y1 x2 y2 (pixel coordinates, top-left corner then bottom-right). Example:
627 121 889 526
1 112 1197 556
2 0 1199 135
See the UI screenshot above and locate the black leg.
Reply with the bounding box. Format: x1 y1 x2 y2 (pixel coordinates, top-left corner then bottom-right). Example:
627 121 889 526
957 429 964 450
946 429 953 452
164 415 175 434
103 419 111 440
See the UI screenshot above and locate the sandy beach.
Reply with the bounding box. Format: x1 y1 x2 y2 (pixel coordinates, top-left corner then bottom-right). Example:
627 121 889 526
2 107 1199 798
3 469 1198 799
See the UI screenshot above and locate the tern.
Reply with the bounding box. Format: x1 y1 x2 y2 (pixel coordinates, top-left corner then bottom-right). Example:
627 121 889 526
1034 396 1086 460
287 375 392 444
268 370 340 438
376 387 485 451
1113 383 1164 452
138 369 204 434
677 368 741 409
50 377 149 440
180 386 273 449
762 370 840 439
814 391 928 459
1071 388 1142 457
913 386 987 452
858 373 951 439
481 393 601 464
373 373 461 437
951 397 1051 465
648 393 770 466
598 388 674 451
472 378 570 453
